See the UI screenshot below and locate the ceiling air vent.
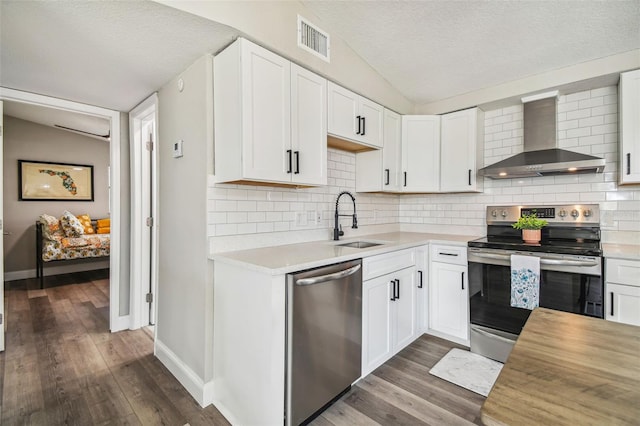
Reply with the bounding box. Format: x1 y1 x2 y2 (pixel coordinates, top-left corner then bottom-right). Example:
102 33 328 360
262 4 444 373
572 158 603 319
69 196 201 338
297 15 330 62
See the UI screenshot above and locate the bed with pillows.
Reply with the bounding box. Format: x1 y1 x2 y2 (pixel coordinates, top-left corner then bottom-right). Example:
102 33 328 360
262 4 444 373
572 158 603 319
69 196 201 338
36 211 110 288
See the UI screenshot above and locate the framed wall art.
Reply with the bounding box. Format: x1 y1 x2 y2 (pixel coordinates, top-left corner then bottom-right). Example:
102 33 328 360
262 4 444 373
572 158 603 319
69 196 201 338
19 160 94 201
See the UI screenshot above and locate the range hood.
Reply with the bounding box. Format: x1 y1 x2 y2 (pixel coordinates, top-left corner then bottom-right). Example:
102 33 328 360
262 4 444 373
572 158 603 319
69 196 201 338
479 92 605 179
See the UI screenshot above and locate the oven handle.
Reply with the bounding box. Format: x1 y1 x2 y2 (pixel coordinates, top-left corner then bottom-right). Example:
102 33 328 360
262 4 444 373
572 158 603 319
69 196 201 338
469 252 599 267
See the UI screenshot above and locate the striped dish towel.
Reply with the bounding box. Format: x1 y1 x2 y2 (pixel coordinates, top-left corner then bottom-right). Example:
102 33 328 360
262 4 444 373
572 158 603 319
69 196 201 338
510 254 540 310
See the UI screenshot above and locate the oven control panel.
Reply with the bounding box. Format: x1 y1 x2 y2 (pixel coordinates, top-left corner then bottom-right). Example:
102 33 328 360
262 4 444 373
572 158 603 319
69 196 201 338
487 204 600 225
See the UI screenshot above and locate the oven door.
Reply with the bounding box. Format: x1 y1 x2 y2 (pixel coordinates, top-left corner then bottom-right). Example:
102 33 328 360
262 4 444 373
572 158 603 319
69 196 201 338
468 248 603 337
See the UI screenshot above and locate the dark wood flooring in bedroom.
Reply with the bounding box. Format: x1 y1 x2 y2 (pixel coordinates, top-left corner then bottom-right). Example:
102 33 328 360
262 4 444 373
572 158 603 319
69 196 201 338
1 270 483 425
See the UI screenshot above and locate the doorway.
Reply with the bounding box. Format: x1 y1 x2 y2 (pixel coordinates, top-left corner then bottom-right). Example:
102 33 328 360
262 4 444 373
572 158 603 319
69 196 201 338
0 87 126 337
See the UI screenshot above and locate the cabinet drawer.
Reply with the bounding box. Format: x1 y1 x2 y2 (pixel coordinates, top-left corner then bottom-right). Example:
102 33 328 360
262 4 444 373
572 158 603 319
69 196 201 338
430 244 467 265
363 248 416 281
606 258 640 287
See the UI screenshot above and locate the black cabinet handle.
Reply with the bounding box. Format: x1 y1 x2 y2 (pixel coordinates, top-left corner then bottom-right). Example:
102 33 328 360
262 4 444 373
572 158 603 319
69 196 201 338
627 153 631 175
468 169 472 186
439 252 458 257
286 149 292 173
385 169 390 185
418 270 423 288
404 172 407 187
294 151 300 174
361 117 366 136
390 281 396 301
610 292 614 316
395 279 400 300
356 115 362 135
461 272 465 290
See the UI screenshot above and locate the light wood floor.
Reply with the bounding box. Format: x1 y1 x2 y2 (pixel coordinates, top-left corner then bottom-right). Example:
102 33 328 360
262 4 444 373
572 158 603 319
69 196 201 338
1 271 483 425
0 270 229 425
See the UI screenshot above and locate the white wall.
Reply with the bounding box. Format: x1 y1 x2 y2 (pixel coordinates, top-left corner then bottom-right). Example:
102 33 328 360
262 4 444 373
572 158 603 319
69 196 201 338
155 0 413 114
156 55 214 396
208 85 640 249
3 116 110 274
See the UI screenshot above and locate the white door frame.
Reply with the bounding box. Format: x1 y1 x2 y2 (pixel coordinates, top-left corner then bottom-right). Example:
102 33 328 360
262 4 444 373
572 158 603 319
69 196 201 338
129 94 158 329
0 87 128 332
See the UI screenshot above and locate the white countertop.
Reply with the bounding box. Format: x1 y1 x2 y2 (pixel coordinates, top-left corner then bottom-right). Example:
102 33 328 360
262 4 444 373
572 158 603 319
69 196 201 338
603 243 640 261
211 231 480 275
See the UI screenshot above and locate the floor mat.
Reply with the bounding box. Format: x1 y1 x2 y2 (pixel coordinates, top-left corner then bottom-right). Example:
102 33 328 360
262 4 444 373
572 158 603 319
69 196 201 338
429 348 503 397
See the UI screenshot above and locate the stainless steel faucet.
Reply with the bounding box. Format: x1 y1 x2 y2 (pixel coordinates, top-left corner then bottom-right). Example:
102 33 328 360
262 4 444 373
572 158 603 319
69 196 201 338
334 191 358 240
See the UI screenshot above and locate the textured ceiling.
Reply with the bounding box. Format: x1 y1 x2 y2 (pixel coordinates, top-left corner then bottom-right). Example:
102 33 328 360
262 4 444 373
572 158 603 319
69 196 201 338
0 0 238 112
301 0 640 105
1 0 638 120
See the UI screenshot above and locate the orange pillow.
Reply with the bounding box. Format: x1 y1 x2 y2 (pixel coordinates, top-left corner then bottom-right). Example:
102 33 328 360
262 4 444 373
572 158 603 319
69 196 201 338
97 218 110 228
77 214 95 234
97 227 110 234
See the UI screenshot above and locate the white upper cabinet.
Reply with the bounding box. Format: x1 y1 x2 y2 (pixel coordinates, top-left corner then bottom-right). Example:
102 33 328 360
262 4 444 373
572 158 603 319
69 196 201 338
290 63 328 185
401 115 440 192
328 81 383 149
440 107 484 192
355 108 401 192
619 69 640 184
214 38 326 186
382 109 402 191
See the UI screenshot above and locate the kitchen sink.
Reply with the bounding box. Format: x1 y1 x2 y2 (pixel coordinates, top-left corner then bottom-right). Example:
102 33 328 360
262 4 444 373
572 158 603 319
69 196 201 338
337 241 383 249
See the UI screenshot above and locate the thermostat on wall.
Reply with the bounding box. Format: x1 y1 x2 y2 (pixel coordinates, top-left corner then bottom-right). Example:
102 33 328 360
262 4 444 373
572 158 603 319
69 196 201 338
173 140 184 158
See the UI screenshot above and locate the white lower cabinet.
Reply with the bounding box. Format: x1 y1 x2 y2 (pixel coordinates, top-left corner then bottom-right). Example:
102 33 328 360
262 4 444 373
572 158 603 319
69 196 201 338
606 283 640 325
415 245 429 333
362 266 416 376
428 244 469 345
605 258 640 326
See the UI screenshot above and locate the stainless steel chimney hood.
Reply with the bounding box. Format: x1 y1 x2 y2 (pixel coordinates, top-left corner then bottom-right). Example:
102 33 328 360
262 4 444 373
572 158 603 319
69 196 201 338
479 92 605 179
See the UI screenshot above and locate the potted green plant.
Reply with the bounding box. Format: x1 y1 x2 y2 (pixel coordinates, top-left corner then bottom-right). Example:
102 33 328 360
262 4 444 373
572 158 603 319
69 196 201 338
512 212 548 243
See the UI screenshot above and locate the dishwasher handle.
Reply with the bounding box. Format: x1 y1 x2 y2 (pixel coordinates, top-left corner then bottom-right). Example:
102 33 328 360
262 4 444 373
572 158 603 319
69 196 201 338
295 264 362 286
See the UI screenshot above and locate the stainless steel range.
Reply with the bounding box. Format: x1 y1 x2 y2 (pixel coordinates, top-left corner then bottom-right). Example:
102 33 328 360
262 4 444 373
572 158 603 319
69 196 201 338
467 204 603 362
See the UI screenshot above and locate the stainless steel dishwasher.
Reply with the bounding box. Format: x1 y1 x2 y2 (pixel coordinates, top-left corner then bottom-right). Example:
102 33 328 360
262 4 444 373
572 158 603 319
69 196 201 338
286 259 362 426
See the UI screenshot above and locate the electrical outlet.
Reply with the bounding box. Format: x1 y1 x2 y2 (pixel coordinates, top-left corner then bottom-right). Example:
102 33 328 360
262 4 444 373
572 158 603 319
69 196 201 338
295 212 307 226
307 211 316 225
316 211 322 224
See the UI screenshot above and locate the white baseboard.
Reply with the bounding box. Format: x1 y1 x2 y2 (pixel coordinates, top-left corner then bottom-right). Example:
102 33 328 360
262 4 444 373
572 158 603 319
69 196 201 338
5 260 110 282
155 338 214 408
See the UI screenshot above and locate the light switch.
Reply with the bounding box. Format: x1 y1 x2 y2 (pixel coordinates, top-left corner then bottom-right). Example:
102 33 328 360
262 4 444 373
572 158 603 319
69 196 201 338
173 140 183 158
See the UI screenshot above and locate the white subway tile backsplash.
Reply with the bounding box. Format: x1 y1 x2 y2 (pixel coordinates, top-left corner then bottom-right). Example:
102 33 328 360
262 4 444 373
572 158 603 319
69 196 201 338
208 86 639 248
565 91 590 102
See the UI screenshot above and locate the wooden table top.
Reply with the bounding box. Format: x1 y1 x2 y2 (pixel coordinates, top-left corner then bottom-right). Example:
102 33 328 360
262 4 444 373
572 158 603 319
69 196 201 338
481 308 640 426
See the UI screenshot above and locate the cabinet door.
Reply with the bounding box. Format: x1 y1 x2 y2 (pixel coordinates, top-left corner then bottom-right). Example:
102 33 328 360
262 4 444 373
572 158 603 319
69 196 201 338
606 283 640 326
393 267 417 352
362 274 394 376
415 246 428 333
327 82 359 141
402 115 440 192
355 108 401 192
383 109 402 191
619 69 640 184
241 40 291 182
429 262 469 341
440 108 483 192
358 97 384 149
290 64 327 185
